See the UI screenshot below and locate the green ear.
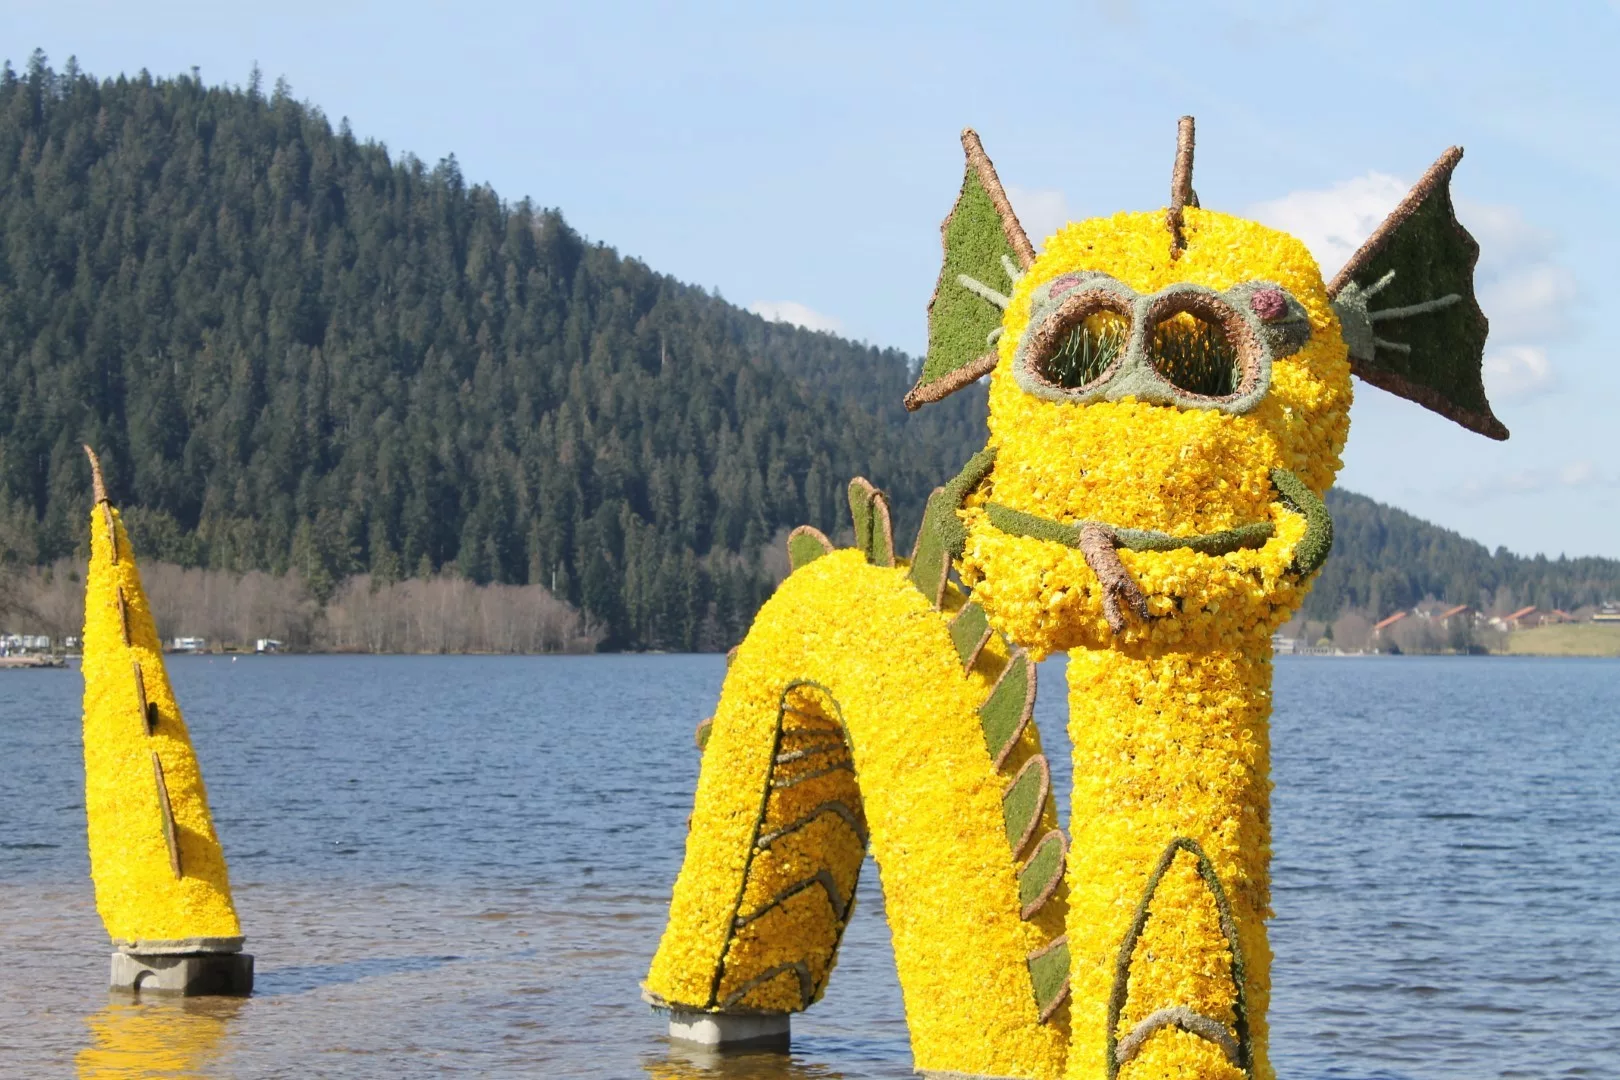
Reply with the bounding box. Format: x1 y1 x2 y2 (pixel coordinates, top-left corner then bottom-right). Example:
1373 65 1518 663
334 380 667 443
1327 148 1508 440
905 130 1036 411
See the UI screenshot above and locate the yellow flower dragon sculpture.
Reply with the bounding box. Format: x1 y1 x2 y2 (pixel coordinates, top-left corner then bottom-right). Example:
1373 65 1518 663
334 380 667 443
646 118 1505 1080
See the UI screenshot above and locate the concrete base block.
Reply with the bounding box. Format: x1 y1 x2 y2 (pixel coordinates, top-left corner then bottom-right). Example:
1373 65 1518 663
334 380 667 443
110 952 254 996
665 1008 789 1050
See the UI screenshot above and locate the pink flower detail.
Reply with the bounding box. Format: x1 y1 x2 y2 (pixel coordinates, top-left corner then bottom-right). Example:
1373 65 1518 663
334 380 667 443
1249 288 1287 321
1047 275 1085 300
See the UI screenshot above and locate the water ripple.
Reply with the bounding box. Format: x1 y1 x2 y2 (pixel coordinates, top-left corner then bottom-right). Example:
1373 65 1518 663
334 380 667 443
0 654 1615 1077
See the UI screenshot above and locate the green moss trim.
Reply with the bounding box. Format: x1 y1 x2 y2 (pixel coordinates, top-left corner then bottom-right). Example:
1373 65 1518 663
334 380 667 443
1027 935 1071 1023
907 446 996 607
848 477 895 568
719 961 813 1012
733 868 852 928
941 446 997 534
756 801 869 851
908 488 954 608
787 524 835 572
708 680 864 1011
1117 1007 1241 1069
1269 468 1333 577
1018 830 1067 919
694 716 713 752
1106 837 1251 1079
984 503 1274 556
1001 754 1050 859
950 601 993 671
979 650 1035 769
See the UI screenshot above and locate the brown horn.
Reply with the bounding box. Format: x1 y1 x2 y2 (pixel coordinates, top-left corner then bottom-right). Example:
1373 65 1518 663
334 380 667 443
1166 116 1196 258
84 444 108 505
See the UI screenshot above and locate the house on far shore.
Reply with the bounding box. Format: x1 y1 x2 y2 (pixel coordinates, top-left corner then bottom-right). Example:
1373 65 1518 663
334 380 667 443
1437 603 1473 625
1491 606 1571 631
1594 604 1620 624
169 636 207 653
1373 611 1408 634
0 633 53 655
1410 601 1475 626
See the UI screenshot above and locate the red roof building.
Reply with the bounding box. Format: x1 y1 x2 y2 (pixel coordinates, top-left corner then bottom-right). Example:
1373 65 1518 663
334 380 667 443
1373 611 1409 633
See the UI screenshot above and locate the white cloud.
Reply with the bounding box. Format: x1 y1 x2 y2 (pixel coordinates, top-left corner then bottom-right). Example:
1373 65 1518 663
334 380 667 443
1249 173 1409 276
1560 459 1599 486
1478 263 1578 341
1458 458 1609 501
1461 200 1555 266
1006 185 1072 252
1484 345 1554 400
1460 202 1578 343
747 300 843 334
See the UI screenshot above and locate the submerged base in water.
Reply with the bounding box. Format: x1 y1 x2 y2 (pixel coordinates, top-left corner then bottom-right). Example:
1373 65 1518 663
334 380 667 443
663 1007 789 1049
110 951 255 996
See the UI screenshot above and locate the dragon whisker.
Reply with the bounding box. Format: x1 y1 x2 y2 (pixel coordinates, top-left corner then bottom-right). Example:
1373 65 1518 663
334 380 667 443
1370 294 1462 321
957 273 1010 310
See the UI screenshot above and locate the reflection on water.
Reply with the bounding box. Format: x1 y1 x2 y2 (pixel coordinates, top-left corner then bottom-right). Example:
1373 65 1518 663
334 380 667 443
0 655 1615 1077
254 953 466 997
644 1043 849 1079
78 998 242 1079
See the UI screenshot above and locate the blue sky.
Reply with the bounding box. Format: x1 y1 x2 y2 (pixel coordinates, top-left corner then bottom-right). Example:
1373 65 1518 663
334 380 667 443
12 1 1620 557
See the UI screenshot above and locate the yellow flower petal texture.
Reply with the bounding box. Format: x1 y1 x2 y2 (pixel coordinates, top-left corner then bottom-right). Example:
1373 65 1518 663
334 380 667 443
81 457 243 950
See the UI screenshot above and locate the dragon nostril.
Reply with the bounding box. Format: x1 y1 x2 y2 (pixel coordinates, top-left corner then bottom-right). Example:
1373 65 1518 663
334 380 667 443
1249 288 1287 321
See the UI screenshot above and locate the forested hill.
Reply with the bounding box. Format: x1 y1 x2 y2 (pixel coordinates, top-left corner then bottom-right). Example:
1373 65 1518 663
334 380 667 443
1307 489 1620 621
0 55 987 649
2 56 1615 651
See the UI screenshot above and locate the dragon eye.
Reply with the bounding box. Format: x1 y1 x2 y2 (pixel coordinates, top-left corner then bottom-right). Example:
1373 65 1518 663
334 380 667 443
1024 291 1132 392
1143 293 1258 401
1148 311 1240 397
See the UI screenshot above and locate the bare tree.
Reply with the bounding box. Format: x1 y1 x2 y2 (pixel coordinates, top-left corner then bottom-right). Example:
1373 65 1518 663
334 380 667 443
2 562 602 654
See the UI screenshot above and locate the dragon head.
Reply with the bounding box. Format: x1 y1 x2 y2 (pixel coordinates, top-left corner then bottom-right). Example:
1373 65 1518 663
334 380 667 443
907 120 1505 657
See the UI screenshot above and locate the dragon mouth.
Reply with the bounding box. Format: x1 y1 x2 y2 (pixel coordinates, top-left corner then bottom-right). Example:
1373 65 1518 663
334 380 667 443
977 468 1330 634
982 503 1275 556
982 502 1276 633
934 449 1333 635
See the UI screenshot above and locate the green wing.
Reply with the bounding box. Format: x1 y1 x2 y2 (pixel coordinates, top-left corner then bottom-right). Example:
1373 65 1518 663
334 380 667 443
905 130 1034 411
1327 148 1507 440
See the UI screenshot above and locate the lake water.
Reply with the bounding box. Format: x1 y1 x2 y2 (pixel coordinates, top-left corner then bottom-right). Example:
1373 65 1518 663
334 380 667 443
2 654 1617 1078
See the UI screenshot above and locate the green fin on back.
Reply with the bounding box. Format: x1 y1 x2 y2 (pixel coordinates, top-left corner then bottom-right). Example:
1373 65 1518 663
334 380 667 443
906 132 1033 410
1027 935 1071 1022
907 447 997 607
1018 830 1067 919
1270 468 1333 578
1328 147 1507 441
950 602 992 670
787 525 834 572
980 649 1034 768
1001 753 1049 858
908 487 954 607
847 478 895 567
